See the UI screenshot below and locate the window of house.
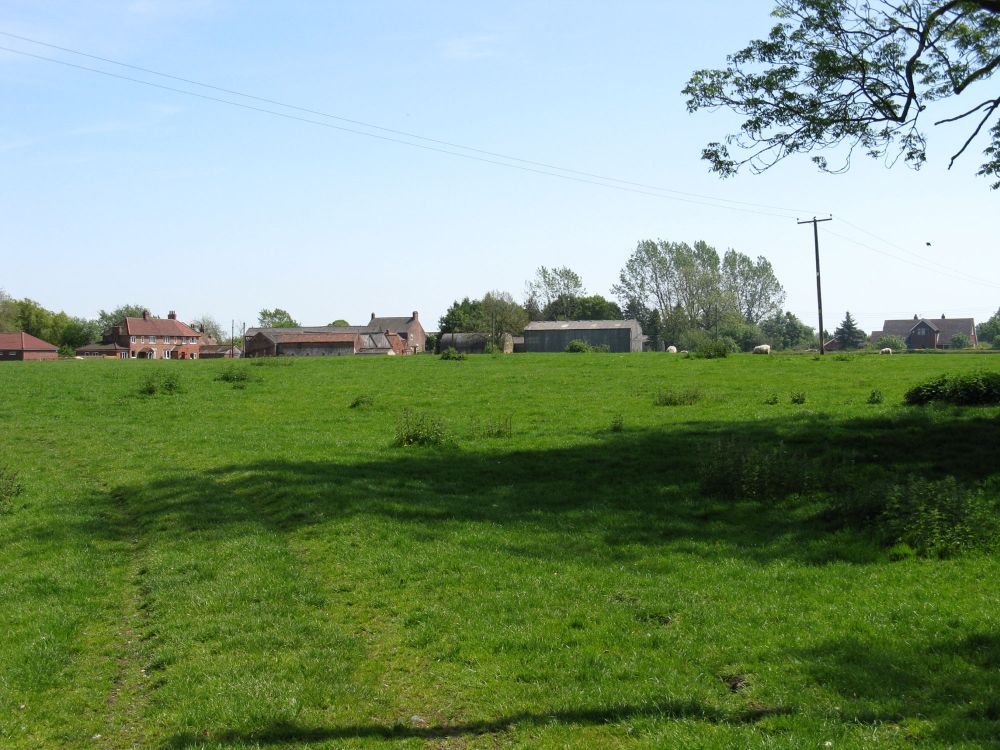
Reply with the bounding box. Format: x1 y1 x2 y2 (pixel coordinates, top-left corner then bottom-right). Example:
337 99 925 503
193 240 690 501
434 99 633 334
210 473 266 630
119 352 127 359
130 336 136 343
150 336 157 344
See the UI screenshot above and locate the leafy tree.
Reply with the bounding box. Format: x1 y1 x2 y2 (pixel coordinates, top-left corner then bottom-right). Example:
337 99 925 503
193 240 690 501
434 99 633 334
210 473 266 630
951 332 972 348
543 293 622 321
976 308 1000 345
480 291 529 346
721 250 786 325
526 266 586 320
684 1 1000 187
189 315 226 343
257 308 299 328
0 289 16 330
834 311 868 349
328 319 350 327
760 311 815 349
876 334 907 350
96 304 149 334
438 297 483 334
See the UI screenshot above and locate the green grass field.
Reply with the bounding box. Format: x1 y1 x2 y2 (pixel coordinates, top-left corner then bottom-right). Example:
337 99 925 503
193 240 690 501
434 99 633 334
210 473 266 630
2 352 999 749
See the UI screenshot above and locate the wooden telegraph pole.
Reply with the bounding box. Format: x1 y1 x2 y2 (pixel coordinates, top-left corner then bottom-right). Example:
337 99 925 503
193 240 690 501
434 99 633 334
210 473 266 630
798 216 832 354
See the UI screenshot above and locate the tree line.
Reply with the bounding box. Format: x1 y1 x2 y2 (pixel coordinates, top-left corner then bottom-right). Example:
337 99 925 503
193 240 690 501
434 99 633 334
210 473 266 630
439 240 817 351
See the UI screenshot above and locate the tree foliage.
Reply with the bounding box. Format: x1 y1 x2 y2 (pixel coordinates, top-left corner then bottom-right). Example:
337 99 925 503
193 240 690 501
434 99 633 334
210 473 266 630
188 315 226 343
525 266 586 320
684 1 1000 187
438 297 483 334
96 304 149 334
612 239 787 347
834 311 868 349
761 311 816 349
257 308 299 328
976 307 1000 345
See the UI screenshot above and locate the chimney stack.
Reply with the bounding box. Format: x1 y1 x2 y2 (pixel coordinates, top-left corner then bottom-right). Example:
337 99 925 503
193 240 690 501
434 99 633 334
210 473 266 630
941 313 946 319
143 309 150 320
913 314 918 320
412 310 419 320
168 310 177 320
370 312 376 321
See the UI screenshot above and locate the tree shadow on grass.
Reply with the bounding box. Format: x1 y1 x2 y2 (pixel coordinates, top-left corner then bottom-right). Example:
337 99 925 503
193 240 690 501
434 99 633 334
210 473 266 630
164 697 788 748
79 409 1000 567
796 630 1000 744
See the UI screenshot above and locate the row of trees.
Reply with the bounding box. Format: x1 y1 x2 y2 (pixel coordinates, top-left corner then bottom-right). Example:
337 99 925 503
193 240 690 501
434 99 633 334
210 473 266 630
439 241 818 351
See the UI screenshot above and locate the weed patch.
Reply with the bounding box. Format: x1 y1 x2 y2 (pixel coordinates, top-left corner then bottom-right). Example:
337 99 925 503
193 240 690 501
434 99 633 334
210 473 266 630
349 394 374 409
215 367 252 384
867 389 884 405
699 439 818 501
609 414 624 432
139 371 181 396
471 414 513 440
394 409 449 446
439 347 466 361
790 391 807 404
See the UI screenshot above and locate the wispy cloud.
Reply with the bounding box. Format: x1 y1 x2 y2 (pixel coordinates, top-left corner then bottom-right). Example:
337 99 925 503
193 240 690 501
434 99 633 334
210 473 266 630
441 34 502 61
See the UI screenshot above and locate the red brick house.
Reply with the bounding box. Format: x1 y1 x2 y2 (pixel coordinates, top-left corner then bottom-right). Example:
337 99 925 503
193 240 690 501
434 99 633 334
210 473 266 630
0 332 59 360
77 310 203 359
870 315 978 349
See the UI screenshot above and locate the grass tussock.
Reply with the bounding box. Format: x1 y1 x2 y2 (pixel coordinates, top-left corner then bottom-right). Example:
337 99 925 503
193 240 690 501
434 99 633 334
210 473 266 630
0 467 22 513
349 393 374 409
139 371 181 396
654 388 702 406
394 409 449 446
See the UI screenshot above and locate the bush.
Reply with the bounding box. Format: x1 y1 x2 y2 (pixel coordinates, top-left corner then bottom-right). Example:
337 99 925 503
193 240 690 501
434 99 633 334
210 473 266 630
139 371 181 396
951 333 971 349
565 339 591 353
866 389 884 405
654 388 702 406
904 371 1000 406
692 338 736 359
881 476 999 557
0 467 22 513
439 347 466 361
790 391 807 404
349 394 374 409
875 334 906 351
394 409 448 447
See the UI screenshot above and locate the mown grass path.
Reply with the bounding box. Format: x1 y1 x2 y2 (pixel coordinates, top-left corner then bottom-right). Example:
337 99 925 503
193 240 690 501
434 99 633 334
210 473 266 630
2 353 999 748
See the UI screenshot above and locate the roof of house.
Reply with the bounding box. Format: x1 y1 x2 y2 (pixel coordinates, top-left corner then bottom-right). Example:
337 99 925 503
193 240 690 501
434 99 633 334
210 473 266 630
245 325 368 339
368 317 415 332
878 316 975 340
200 344 242 354
260 331 359 345
124 316 202 337
0 332 59 351
524 319 639 331
76 342 129 352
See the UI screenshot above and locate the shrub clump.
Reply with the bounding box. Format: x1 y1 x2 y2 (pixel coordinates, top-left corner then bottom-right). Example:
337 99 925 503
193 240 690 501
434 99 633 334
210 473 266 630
139 371 181 396
565 339 610 353
790 391 807 404
394 409 448 447
866 389 884 405
763 393 780 405
691 338 736 359
654 388 702 406
439 347 466 361
0 467 23 513
904 370 1000 406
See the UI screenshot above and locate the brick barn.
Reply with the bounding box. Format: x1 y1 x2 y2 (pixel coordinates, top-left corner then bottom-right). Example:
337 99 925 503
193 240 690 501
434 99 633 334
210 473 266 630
0 332 59 360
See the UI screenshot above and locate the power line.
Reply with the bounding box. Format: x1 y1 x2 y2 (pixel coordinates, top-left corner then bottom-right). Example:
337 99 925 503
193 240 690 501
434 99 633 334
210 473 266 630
0 32 817 218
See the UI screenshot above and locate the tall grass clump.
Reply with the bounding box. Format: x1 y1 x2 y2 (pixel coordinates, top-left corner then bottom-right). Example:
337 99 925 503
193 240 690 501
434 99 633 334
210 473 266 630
394 409 449 447
698 439 818 501
215 367 251 384
0 467 22 513
470 414 513 440
654 388 702 406
349 393 374 409
905 370 1000 405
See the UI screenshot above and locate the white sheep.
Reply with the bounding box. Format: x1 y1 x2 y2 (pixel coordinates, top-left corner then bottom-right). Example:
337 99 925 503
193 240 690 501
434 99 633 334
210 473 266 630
753 344 771 354
880 347 893 355
666 345 678 353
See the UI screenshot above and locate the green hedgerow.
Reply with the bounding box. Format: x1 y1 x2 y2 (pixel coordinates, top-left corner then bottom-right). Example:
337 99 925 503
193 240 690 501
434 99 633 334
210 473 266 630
905 371 1000 406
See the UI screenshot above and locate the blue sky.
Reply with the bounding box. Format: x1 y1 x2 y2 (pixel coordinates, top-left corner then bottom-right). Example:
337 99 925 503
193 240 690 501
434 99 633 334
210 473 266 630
2 0 997 335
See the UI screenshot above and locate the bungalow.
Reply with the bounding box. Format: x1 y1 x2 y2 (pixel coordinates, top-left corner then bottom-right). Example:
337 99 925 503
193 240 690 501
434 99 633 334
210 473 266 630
870 315 978 349
77 310 203 359
523 320 643 353
0 332 59 360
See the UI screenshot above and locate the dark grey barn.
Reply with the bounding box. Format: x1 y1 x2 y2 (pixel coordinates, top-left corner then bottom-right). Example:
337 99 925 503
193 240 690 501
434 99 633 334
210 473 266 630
523 320 643 353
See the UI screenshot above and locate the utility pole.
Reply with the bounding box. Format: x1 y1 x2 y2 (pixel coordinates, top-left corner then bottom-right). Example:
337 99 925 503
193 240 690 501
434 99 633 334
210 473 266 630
798 216 832 354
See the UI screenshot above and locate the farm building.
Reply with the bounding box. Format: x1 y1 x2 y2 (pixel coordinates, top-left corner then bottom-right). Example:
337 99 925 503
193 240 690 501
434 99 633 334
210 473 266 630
870 315 978 349
244 330 404 357
199 344 243 359
437 332 514 354
523 320 643 353
245 310 426 357
77 310 203 359
0 332 59 360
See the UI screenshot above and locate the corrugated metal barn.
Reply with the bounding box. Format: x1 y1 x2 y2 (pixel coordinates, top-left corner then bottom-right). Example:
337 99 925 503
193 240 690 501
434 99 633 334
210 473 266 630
523 320 643 353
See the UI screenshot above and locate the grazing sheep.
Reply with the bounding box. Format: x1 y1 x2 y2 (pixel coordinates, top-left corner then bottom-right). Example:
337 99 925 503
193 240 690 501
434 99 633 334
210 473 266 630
666 345 678 353
880 347 893 355
753 344 771 354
